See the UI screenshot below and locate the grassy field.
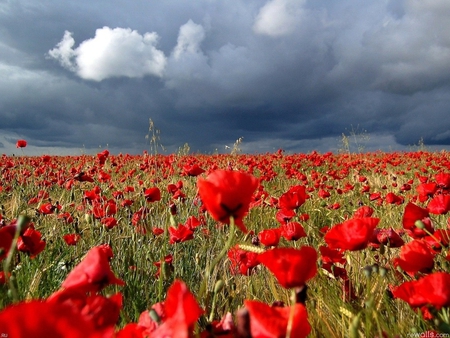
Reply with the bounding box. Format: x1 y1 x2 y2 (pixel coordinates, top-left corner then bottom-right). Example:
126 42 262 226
1 149 450 337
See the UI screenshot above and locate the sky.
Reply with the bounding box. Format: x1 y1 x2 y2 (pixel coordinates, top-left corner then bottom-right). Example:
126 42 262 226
1 0 450 156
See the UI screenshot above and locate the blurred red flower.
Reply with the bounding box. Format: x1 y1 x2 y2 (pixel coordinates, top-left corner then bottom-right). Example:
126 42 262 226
369 228 404 248
154 254 173 278
258 246 317 289
144 187 161 203
402 202 434 238
427 194 450 215
151 280 204 337
0 300 111 338
63 234 81 246
280 221 307 241
48 289 122 332
244 300 311 338
197 170 259 233
168 224 194 244
391 272 450 311
17 227 46 258
278 185 307 211
393 239 436 277
227 245 260 276
16 139 27 148
319 245 346 265
324 217 379 251
258 228 281 247
385 192 404 205
61 245 125 293
435 173 450 189
39 202 56 215
275 208 296 224
182 163 205 176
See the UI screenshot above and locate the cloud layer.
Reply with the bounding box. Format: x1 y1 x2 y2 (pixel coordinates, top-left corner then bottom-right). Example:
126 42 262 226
1 0 450 155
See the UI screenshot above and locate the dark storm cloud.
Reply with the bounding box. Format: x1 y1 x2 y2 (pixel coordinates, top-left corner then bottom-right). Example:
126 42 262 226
1 0 450 155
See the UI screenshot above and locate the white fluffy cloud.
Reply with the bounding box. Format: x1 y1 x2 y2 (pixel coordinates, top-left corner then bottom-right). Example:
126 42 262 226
172 19 206 60
253 0 306 37
164 20 210 90
48 27 166 81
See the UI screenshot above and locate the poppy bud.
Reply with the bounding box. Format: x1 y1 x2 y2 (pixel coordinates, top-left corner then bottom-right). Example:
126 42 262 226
415 220 425 229
214 280 224 294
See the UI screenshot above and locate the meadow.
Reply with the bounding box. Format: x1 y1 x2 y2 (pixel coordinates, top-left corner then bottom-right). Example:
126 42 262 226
1 145 450 337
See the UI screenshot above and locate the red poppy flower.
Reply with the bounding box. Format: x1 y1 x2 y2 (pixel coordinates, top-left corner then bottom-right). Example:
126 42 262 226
184 215 202 230
227 245 260 276
319 245 346 265
182 164 205 176
17 227 46 258
275 209 296 225
244 300 311 338
385 192 404 205
280 221 307 241
154 254 173 278
258 246 317 288
324 217 379 251
278 185 307 210
427 195 450 215
169 224 194 244
144 187 161 203
393 239 436 276
48 289 122 332
39 202 55 215
0 300 110 338
369 228 404 248
430 229 450 248
318 189 331 199
63 234 81 246
402 202 434 238
61 246 125 293
152 227 164 236
151 280 204 338
58 212 74 224
100 217 117 229
16 139 27 148
200 312 235 337
97 149 109 165
391 272 450 310
435 173 450 189
75 172 94 183
258 228 281 247
416 183 437 202
197 170 259 233
353 205 374 218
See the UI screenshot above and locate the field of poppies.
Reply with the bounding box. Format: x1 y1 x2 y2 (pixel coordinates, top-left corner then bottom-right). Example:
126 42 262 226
2 143 450 337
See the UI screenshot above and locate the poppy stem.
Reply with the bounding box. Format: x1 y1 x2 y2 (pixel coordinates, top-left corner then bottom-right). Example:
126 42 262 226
199 217 236 312
286 289 297 338
3 215 30 303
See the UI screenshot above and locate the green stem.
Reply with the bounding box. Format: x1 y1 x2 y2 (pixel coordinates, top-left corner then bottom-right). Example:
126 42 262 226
3 215 30 303
286 289 296 338
198 217 236 304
